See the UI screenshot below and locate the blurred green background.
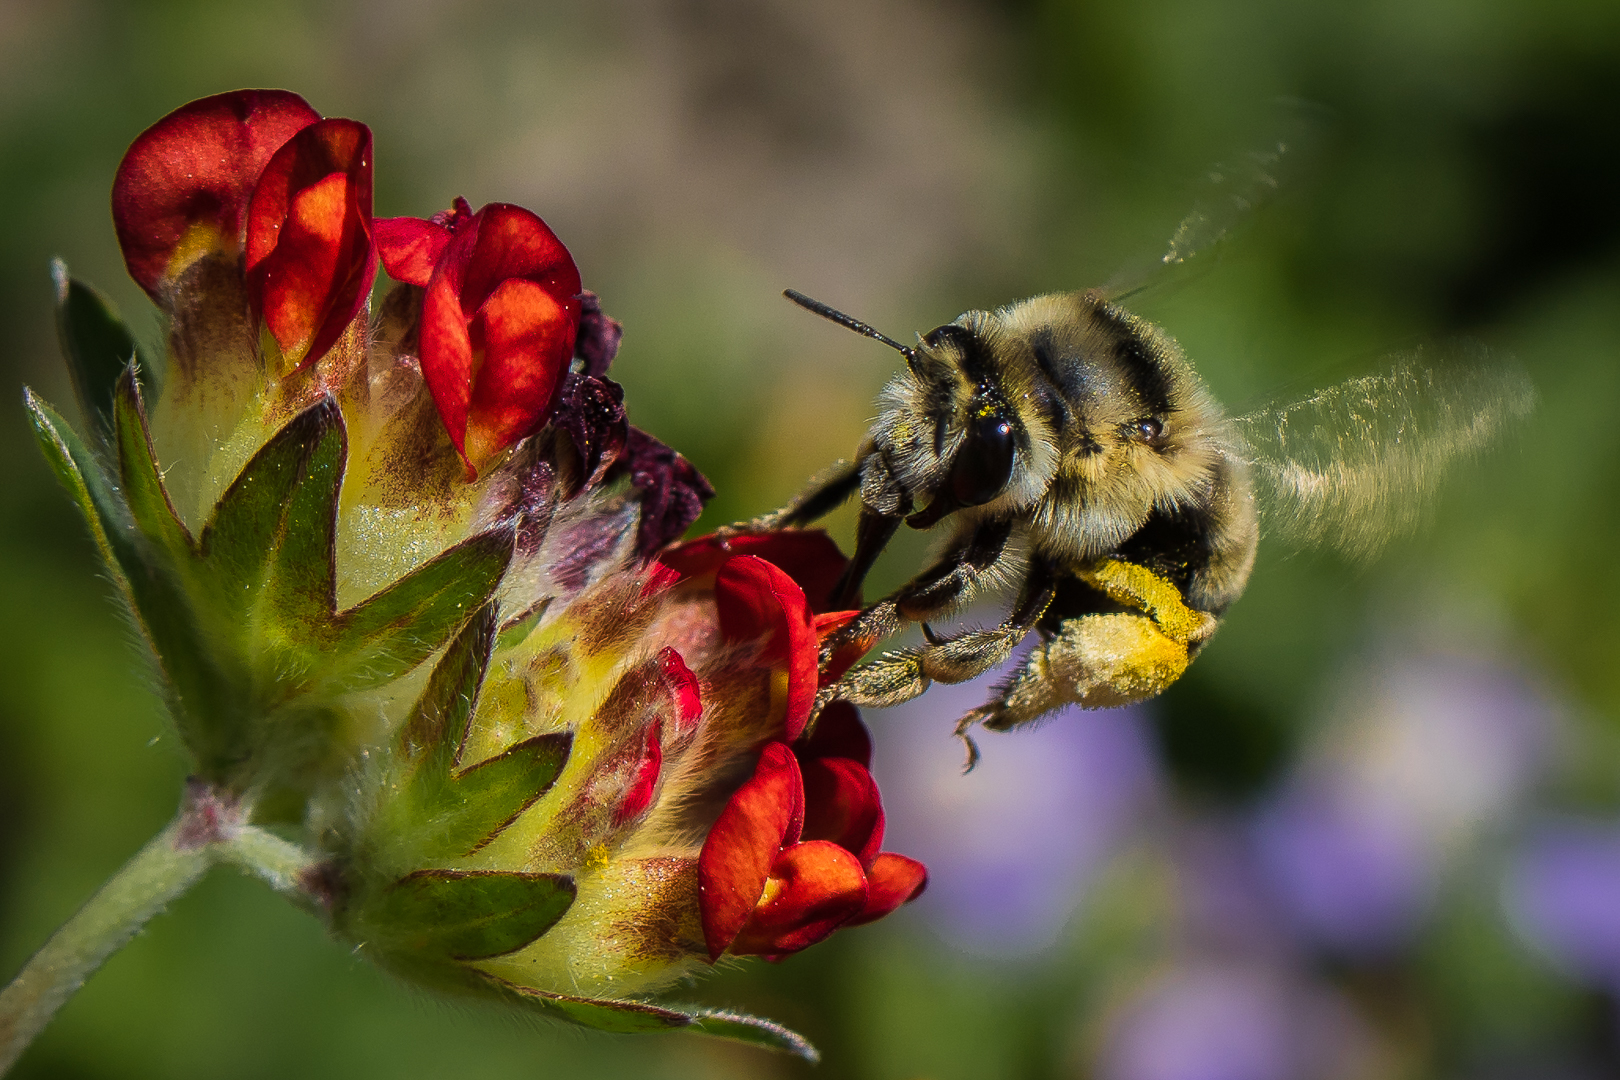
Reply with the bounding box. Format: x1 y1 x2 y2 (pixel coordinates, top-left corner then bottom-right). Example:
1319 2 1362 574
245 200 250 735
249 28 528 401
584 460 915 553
3 1 1620 1077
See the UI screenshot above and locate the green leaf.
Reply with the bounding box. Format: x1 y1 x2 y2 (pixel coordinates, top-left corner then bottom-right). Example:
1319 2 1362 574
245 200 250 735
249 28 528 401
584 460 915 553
381 607 570 861
358 870 576 961
112 368 193 556
686 1009 820 1060
319 523 515 694
198 398 341 621
26 388 244 767
52 260 153 445
482 977 819 1060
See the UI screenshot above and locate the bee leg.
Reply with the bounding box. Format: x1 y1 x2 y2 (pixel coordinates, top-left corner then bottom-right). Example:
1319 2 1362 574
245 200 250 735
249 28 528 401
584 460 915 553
964 610 1196 738
831 551 1057 712
830 505 903 609
717 458 863 537
820 518 1014 667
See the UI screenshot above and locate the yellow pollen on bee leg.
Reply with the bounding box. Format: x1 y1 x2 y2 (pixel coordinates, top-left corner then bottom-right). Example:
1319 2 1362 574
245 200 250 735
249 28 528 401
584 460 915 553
1080 559 1214 644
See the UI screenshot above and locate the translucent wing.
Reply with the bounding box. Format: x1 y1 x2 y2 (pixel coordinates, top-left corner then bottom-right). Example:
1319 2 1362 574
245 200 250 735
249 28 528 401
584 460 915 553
1102 101 1329 301
1226 351 1537 562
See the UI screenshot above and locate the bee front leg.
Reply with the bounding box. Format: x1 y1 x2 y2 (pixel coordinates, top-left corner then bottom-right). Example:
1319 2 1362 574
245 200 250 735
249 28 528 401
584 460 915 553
834 560 1057 712
819 517 1014 671
718 458 863 537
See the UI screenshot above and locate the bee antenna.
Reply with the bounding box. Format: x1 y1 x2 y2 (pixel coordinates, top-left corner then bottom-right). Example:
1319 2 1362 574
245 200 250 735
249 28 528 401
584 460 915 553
783 289 919 364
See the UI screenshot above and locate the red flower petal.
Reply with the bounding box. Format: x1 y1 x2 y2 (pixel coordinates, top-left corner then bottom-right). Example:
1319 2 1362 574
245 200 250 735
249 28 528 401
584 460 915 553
612 720 663 827
729 840 869 957
800 700 873 769
845 852 928 927
113 89 320 299
698 743 804 960
420 203 582 476
800 756 885 865
374 196 473 286
714 555 819 740
661 531 850 613
814 609 870 684
657 646 703 733
244 118 376 369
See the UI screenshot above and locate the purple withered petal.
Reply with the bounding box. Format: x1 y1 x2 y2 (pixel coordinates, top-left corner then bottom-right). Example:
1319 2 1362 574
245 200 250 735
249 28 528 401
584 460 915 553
618 427 714 558
548 372 628 496
574 291 623 379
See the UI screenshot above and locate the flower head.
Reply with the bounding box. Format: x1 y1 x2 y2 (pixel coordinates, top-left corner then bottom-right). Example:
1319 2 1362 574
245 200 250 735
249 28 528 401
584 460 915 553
29 88 926 1059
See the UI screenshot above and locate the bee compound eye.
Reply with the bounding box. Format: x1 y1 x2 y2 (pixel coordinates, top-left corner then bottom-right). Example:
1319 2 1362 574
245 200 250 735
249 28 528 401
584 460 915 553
950 412 1017 507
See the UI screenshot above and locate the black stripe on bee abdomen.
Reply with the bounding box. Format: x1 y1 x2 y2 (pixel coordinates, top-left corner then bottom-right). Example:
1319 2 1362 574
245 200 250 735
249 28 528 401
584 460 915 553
1092 305 1174 416
1110 496 1219 606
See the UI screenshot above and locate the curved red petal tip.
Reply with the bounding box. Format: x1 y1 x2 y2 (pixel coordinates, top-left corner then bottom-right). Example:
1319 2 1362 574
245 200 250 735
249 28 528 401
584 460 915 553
656 646 703 732
698 743 804 960
113 89 320 300
612 720 663 827
729 840 870 957
639 561 682 598
845 852 928 927
661 531 849 612
801 700 873 769
713 555 819 740
814 609 871 684
419 203 582 475
800 756 885 865
375 196 476 286
245 118 376 369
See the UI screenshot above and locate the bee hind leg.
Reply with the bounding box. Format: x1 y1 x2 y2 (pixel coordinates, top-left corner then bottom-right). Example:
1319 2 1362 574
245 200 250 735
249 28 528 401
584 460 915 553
968 610 1195 735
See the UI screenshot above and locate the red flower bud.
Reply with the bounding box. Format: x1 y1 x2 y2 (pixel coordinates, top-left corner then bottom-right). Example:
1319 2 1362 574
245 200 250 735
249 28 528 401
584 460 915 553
374 197 474 287
419 203 582 476
112 89 320 300
697 712 926 961
245 118 377 370
714 556 820 741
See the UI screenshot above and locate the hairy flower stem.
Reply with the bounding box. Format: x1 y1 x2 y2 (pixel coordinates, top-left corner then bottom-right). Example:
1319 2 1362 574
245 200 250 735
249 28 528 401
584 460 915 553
0 785 322 1074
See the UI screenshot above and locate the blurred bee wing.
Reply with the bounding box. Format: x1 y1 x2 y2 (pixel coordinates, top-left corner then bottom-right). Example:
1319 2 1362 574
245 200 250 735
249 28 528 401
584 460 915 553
1103 101 1328 302
1225 352 1537 563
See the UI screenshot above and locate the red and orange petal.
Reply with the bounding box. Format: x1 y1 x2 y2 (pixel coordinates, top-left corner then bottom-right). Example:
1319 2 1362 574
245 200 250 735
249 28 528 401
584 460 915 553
661 531 851 614
656 647 703 733
713 556 819 740
698 743 804 960
612 720 664 827
420 203 582 476
800 700 873 768
113 89 320 300
374 196 474 286
799 756 885 865
245 119 376 369
846 853 928 927
727 840 869 957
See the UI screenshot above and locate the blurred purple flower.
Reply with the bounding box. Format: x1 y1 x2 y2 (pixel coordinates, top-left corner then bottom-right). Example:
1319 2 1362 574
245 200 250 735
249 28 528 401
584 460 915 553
1506 820 1620 989
1097 962 1372 1080
869 649 1160 955
1253 648 1556 957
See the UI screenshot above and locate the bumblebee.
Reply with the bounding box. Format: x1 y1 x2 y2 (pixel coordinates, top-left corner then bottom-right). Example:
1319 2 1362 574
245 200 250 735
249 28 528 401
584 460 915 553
732 284 1533 769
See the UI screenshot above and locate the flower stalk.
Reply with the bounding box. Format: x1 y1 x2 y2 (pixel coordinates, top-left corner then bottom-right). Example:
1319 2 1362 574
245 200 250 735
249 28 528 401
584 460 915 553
0 784 324 1073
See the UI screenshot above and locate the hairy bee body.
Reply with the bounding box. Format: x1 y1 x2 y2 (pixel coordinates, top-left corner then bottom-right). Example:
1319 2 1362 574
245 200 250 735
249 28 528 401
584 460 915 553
742 282 1529 767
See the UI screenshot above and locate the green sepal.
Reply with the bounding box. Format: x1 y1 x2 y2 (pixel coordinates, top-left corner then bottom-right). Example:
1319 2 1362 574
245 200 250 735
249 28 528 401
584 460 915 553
353 869 576 962
382 606 572 862
25 388 241 764
112 369 193 555
482 977 818 1060
51 260 154 446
